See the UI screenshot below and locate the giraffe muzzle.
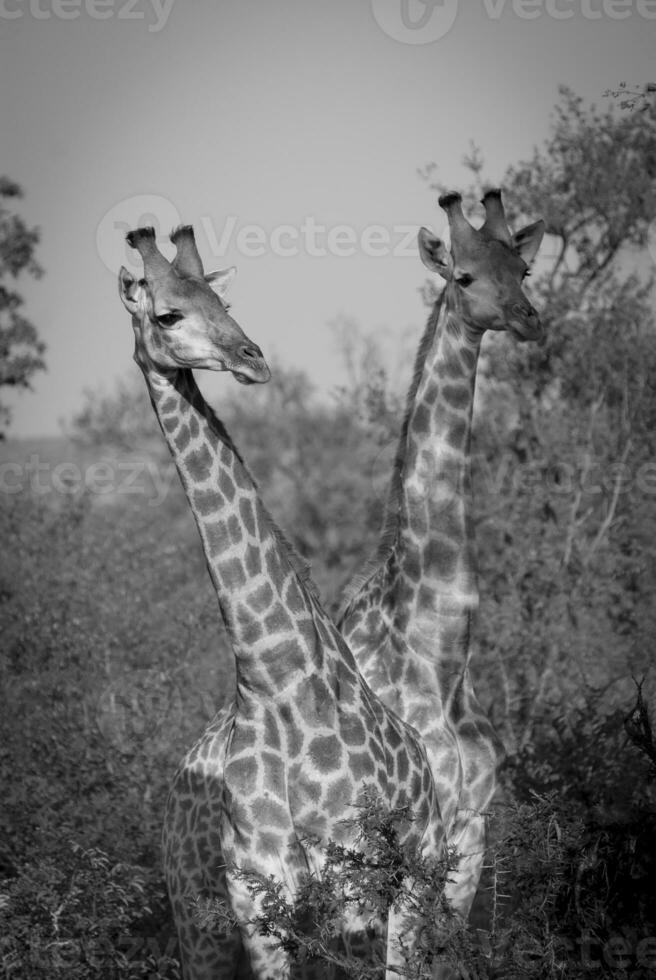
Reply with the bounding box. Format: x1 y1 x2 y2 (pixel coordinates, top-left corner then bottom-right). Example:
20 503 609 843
509 305 543 343
231 343 271 384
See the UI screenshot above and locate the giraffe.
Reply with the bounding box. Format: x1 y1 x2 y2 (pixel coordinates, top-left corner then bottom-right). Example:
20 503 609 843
339 190 545 922
117 224 446 979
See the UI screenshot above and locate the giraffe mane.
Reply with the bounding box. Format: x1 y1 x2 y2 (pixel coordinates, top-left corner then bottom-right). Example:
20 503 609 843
339 287 446 613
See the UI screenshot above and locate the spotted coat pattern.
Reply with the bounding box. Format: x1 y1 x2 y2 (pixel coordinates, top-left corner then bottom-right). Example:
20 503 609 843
139 368 445 980
339 198 544 923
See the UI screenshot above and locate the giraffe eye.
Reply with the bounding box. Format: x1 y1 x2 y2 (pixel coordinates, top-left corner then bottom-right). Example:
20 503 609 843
456 273 474 288
157 312 182 328
522 269 532 279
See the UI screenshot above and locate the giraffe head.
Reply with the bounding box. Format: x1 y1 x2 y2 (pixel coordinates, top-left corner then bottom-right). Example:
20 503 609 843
418 189 545 342
118 224 270 384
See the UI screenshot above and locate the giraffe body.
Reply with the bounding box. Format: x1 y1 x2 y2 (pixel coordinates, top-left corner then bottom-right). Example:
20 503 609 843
154 368 443 980
118 226 445 979
340 191 545 920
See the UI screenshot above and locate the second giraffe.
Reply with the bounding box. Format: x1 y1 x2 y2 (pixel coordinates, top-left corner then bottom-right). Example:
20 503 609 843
339 189 545 922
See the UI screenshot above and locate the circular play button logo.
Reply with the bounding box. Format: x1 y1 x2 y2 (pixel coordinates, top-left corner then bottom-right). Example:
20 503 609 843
371 0 459 44
96 193 181 275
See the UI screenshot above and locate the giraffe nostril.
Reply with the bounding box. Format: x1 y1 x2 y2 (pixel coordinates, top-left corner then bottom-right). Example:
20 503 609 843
510 302 542 342
239 344 262 361
513 303 540 325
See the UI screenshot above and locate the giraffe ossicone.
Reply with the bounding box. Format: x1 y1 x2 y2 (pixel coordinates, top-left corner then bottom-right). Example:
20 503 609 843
340 188 545 923
118 223 447 979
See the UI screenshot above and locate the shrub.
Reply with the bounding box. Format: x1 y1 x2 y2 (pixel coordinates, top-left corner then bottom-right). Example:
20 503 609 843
0 843 179 980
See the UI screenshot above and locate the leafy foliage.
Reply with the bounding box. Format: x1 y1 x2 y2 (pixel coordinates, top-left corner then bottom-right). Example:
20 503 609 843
0 844 179 980
200 792 464 979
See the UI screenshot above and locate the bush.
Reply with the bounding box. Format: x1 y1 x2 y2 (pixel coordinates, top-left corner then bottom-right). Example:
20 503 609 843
0 844 179 980
200 719 656 979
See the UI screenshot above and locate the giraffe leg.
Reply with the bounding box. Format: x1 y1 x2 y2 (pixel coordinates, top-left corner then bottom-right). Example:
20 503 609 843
402 810 487 980
164 852 249 980
385 882 420 980
173 906 246 980
225 863 307 980
443 810 487 921
225 861 344 980
163 751 249 978
384 877 465 980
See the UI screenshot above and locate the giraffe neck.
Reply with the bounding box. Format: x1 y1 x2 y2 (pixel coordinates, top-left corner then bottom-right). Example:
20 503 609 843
140 363 318 702
390 289 481 658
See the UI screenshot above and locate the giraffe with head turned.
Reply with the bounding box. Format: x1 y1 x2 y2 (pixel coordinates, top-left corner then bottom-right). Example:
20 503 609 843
339 189 545 922
118 223 446 979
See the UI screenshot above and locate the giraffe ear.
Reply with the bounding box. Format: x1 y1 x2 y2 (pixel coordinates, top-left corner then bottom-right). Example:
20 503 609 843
513 220 545 265
118 266 145 315
206 266 237 302
417 228 452 280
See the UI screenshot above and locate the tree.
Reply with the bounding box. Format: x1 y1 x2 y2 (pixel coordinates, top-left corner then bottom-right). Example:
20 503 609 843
0 177 45 437
606 80 656 113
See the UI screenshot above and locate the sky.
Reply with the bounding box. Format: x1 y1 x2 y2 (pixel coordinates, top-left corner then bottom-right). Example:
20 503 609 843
1 0 654 437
